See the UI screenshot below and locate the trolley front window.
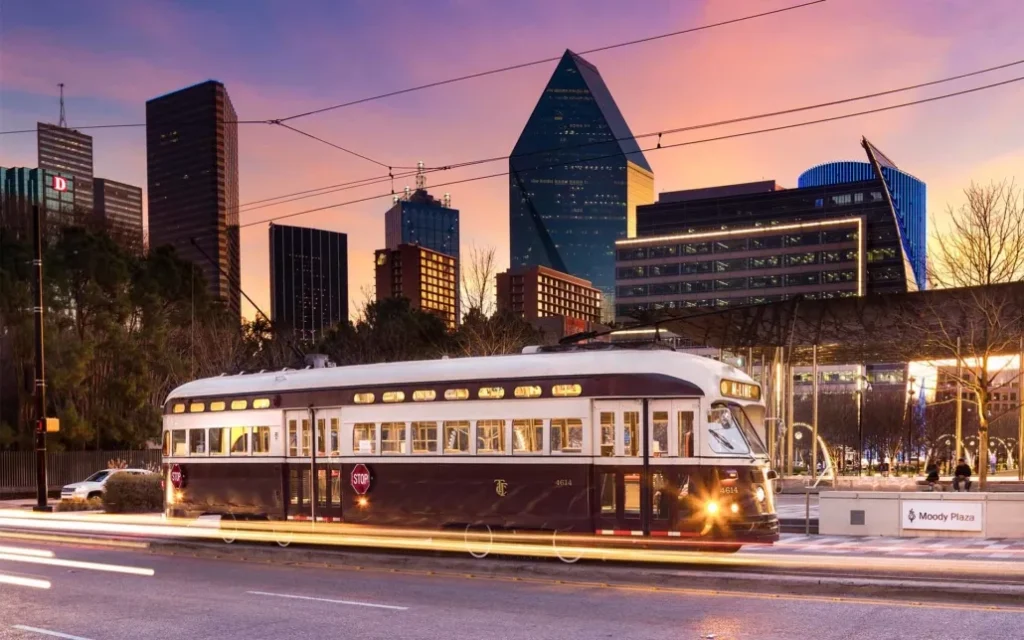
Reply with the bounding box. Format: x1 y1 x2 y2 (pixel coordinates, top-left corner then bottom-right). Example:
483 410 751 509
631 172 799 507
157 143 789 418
708 403 767 456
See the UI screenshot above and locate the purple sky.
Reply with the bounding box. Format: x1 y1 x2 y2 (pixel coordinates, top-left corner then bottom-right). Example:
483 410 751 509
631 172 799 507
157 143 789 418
2 0 1023 319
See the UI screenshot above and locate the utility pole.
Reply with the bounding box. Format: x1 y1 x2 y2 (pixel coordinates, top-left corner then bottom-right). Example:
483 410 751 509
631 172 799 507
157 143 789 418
32 204 52 512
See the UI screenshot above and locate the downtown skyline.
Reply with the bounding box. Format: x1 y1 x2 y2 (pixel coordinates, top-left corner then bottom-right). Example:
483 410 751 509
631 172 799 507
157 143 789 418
3 0 1024 320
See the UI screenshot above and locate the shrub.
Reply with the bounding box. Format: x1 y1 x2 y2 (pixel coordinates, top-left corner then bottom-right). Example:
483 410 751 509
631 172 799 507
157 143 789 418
103 473 163 513
55 497 104 512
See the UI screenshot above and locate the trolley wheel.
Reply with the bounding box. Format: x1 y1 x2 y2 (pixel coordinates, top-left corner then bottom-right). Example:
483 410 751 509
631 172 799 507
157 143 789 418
701 543 742 554
274 523 294 548
219 513 237 545
552 530 582 564
464 524 493 559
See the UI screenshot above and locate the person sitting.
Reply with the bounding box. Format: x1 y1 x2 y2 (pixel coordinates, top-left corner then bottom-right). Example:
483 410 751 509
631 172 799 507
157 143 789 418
953 458 973 492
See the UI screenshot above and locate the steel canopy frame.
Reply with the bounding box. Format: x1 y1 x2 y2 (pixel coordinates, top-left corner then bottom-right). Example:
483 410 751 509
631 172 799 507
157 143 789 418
653 281 1024 366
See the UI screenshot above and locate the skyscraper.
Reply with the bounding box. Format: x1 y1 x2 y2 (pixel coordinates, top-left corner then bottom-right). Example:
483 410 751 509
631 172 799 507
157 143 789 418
146 80 240 318
0 167 76 239
798 138 927 290
93 178 144 248
37 122 93 218
270 224 349 343
384 177 459 260
509 49 653 311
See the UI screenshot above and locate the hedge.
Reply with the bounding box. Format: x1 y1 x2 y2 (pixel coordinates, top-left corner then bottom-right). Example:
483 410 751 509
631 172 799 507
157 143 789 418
55 497 104 512
103 473 163 513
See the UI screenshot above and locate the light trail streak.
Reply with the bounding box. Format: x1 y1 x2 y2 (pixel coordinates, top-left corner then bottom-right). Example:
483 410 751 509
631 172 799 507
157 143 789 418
11 625 94 639
247 590 409 610
0 552 155 576
3 512 1024 580
0 546 54 558
0 530 149 550
0 574 51 589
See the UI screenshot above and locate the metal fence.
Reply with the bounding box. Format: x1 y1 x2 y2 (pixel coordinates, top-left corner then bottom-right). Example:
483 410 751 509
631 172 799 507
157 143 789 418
0 450 162 496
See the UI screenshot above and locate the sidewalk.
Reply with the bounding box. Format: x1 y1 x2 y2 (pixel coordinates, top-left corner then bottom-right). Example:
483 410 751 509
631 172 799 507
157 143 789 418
762 533 1024 561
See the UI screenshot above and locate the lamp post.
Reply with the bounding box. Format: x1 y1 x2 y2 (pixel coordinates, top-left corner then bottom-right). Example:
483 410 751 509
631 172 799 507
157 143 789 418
905 376 917 475
855 374 871 476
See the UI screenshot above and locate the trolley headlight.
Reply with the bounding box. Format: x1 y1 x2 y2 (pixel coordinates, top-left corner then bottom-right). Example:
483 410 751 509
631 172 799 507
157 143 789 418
730 503 740 514
755 486 766 503
705 500 720 516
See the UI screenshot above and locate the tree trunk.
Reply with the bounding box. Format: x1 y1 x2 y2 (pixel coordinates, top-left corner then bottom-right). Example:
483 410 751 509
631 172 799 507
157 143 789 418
978 419 990 490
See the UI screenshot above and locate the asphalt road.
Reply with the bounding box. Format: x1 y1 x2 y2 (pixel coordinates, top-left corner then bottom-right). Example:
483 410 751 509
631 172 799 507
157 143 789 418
1 541 1023 640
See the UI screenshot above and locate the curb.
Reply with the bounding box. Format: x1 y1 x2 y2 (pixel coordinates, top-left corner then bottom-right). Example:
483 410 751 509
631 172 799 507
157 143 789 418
145 538 1024 608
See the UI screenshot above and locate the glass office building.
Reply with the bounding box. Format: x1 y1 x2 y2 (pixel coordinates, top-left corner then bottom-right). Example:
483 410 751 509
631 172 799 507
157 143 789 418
509 49 653 309
146 80 241 318
37 122 93 216
0 166 76 239
270 224 349 343
384 188 459 260
798 138 926 290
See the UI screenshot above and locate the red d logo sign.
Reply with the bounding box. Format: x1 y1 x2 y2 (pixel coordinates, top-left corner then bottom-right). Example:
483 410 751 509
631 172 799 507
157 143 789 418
52 176 67 192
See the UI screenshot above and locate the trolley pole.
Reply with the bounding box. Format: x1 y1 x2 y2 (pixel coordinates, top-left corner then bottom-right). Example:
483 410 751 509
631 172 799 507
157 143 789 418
32 204 52 513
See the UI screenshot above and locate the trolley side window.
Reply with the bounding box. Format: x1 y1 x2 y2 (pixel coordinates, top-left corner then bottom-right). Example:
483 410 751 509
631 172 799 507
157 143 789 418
353 423 377 454
678 410 695 457
512 419 544 454
230 427 249 455
210 427 229 456
412 421 438 454
162 431 171 456
551 418 583 453
443 421 470 453
189 428 206 456
622 411 640 457
652 412 668 457
171 430 187 456
381 422 407 454
252 426 271 454
476 420 507 455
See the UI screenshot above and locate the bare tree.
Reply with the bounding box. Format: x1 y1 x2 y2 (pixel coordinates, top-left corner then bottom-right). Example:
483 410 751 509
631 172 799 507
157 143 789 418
923 180 1024 488
460 244 497 317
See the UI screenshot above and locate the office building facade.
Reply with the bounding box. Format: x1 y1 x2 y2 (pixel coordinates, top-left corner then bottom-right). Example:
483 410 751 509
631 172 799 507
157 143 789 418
93 178 144 247
509 49 654 309
0 167 77 239
146 80 241 318
496 265 601 323
37 122 93 218
375 244 458 329
615 217 866 319
270 224 349 343
385 188 459 260
798 138 926 290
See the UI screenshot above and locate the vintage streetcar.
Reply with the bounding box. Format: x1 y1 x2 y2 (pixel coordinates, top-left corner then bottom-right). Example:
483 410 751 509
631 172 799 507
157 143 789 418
161 344 779 556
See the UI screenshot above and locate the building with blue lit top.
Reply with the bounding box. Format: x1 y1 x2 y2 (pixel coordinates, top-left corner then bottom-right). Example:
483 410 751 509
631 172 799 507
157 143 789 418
799 139 926 290
385 182 459 262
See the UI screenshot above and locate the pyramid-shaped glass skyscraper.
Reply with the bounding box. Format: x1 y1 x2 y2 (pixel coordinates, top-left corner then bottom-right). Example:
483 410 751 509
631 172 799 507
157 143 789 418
509 50 654 311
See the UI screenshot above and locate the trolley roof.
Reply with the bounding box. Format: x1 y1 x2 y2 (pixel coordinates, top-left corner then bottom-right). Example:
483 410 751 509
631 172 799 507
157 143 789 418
165 349 755 404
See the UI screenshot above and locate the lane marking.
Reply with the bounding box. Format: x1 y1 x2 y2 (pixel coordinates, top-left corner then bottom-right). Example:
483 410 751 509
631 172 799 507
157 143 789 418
0 575 51 589
0 553 155 577
12 626 94 640
246 590 408 611
0 546 54 558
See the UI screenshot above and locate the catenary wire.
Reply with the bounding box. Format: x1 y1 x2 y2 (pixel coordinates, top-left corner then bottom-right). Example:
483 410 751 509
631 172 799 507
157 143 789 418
274 1 827 122
235 56 1024 212
238 72 1024 229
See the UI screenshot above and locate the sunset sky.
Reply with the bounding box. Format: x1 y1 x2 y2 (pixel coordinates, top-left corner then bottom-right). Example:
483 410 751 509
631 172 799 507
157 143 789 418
3 0 1023 320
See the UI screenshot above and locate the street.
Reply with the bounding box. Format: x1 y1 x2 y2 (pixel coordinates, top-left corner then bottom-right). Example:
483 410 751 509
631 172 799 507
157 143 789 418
2 540 1023 640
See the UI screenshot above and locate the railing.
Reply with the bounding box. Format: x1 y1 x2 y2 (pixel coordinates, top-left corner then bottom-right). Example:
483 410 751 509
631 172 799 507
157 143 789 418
0 450 162 496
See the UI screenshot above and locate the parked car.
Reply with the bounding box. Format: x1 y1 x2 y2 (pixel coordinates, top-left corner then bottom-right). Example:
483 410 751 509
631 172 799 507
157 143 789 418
61 469 154 501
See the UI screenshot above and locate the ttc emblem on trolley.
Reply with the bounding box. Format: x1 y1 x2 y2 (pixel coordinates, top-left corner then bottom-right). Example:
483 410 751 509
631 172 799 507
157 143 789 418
494 479 508 497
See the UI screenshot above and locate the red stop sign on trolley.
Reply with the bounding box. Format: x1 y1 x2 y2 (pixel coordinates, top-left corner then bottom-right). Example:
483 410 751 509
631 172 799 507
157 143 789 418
170 464 184 489
350 464 371 495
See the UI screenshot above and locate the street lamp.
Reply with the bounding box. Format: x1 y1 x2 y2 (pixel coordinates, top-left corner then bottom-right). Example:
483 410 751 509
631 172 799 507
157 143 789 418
855 374 871 476
905 376 917 474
